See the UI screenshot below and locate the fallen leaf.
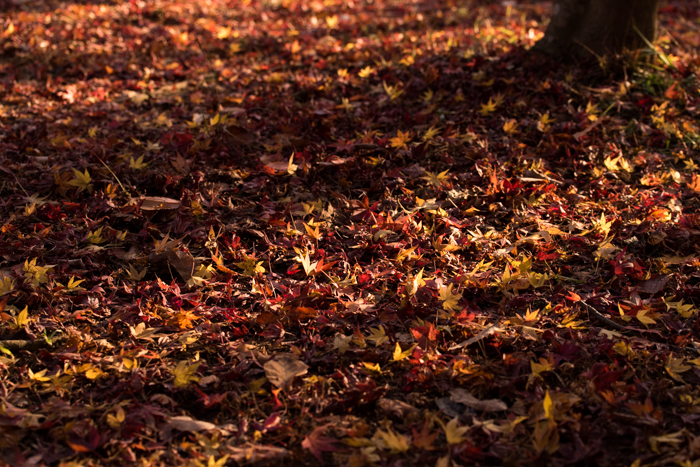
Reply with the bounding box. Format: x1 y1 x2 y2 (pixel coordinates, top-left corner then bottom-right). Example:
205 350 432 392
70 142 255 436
264 355 308 389
450 388 508 412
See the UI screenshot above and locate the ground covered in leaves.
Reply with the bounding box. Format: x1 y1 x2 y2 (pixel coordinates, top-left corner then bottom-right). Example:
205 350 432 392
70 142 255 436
2 0 700 465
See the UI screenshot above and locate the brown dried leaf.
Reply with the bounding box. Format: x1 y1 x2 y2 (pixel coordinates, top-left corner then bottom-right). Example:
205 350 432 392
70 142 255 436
450 388 507 412
140 196 181 211
263 355 308 389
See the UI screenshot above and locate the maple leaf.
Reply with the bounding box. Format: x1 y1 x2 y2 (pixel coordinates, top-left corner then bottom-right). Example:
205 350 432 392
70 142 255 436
67 168 93 193
304 222 322 241
440 417 469 444
389 130 411 150
635 308 656 326
664 298 696 318
382 81 403 100
28 368 51 382
543 391 554 420
64 276 85 292
130 322 161 342
286 154 298 174
365 325 388 346
153 232 181 254
503 119 518 134
479 98 498 115
172 360 202 388
187 264 215 288
358 66 374 78
537 112 555 132
665 354 691 382
438 284 462 313
302 425 338 462
404 268 425 297
333 334 353 353
293 249 318 276
422 126 440 141
13 306 29 329
0 275 15 296
263 355 308 389
86 227 105 244
594 238 619 260
528 357 554 386
129 155 148 170
372 428 410 453
585 101 599 121
392 342 416 361
412 419 437 450
127 264 147 281
23 258 53 287
528 272 548 288
234 255 265 276
422 169 450 187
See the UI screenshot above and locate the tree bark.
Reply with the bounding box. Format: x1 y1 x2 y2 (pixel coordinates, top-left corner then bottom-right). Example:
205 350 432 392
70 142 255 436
534 0 661 57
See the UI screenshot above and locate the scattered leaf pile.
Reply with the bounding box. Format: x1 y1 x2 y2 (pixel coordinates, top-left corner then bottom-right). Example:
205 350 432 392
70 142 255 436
2 0 700 465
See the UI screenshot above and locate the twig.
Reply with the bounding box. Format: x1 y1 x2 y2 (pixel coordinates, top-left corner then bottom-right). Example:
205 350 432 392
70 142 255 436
0 339 61 351
580 300 700 355
580 300 625 330
94 154 128 195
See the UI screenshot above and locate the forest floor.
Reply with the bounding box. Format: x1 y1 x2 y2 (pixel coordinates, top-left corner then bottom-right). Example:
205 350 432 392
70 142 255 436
2 0 700 465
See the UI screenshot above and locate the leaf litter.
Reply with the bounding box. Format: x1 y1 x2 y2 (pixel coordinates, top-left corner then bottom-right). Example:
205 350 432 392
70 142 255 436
1 0 700 465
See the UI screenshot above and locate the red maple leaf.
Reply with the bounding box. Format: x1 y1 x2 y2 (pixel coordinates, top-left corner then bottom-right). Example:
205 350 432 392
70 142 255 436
302 425 338 462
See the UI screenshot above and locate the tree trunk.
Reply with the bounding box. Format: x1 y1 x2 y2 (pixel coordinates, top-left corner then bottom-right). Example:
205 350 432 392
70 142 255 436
534 0 661 57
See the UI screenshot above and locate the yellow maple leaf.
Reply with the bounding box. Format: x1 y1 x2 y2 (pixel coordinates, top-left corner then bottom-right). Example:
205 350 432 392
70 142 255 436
585 101 599 121
423 126 440 142
86 227 105 244
293 249 317 276
358 66 375 78
665 354 691 383
538 112 555 131
66 276 85 291
543 391 554 420
438 284 462 313
664 298 696 318
0 275 15 296
404 268 425 297
172 360 202 388
372 428 410 453
479 98 498 115
366 325 388 346
422 169 450 186
503 119 518 134
128 264 147 281
23 258 53 287
383 81 403 100
67 168 93 193
129 155 148 170
441 417 469 444
392 342 416 361
636 308 656 326
389 130 411 150
28 368 51 382
187 264 215 288
593 238 619 260
235 255 266 276
14 306 29 329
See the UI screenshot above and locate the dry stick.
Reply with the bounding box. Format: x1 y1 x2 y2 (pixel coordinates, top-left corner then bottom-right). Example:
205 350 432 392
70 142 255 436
0 339 58 351
580 300 625 331
580 300 700 355
94 154 128 195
